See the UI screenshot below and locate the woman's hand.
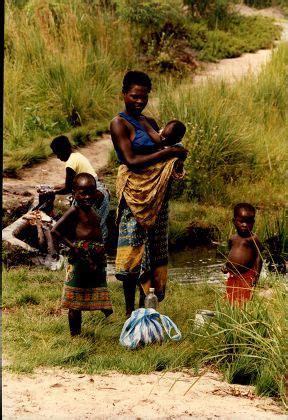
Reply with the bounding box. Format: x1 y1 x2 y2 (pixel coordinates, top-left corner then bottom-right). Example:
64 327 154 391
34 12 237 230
169 146 188 160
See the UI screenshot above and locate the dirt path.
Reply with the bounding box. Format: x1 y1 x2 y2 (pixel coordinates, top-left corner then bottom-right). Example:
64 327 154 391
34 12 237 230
3 134 113 194
192 6 288 85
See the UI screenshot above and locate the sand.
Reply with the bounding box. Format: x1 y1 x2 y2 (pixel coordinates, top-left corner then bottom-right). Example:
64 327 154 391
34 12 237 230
3 368 287 419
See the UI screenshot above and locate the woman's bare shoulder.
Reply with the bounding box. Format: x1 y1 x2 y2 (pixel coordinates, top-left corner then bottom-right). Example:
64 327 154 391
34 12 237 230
110 114 127 130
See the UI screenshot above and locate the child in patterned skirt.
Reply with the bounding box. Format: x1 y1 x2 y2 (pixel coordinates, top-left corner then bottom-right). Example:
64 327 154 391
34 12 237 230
52 173 113 336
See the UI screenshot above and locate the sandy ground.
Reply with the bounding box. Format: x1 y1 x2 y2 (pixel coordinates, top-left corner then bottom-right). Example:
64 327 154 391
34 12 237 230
2 369 287 419
3 6 288 419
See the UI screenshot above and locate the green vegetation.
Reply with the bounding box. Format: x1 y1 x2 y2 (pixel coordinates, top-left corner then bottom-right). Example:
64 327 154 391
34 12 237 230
2 266 287 404
4 0 281 174
155 43 288 207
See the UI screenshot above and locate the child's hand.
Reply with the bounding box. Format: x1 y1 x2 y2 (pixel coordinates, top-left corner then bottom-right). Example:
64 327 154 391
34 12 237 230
94 190 104 208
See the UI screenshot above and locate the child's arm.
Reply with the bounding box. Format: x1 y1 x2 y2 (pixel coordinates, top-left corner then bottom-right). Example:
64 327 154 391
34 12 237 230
221 238 233 273
51 206 78 252
94 189 104 209
253 235 263 285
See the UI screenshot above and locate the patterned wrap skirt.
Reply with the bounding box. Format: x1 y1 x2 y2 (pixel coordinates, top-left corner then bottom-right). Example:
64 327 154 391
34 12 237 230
62 240 113 311
115 197 169 301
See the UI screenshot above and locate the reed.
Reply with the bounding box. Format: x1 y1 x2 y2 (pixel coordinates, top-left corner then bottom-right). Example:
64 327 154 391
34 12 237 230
4 1 133 174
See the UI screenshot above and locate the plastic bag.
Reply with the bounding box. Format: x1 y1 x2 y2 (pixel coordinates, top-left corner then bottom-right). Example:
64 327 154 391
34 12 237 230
119 308 182 349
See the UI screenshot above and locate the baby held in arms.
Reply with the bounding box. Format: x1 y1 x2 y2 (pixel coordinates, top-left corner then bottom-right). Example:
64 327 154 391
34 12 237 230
222 203 262 304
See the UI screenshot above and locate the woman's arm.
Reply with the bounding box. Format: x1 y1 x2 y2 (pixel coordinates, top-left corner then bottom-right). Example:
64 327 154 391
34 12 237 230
110 118 187 169
53 167 76 195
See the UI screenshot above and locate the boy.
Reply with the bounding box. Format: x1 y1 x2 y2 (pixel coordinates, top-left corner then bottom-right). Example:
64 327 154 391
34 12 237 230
51 173 113 336
222 203 262 304
49 135 110 243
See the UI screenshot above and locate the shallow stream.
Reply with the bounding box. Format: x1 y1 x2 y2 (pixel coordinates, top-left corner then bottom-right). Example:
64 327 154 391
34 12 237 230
107 246 226 284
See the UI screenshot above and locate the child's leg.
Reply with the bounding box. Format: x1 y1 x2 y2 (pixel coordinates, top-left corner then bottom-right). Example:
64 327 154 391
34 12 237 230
101 308 113 317
68 309 81 336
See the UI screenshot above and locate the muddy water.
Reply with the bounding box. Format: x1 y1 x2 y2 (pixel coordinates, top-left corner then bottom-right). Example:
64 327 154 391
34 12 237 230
107 246 226 284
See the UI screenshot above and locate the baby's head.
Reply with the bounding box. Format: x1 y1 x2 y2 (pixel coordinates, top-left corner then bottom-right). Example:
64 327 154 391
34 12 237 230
161 120 186 146
72 173 97 209
233 203 256 237
50 135 72 162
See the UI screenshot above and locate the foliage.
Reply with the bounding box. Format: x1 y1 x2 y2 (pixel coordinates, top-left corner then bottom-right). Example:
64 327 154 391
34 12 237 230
4 0 129 174
186 14 280 61
4 0 282 173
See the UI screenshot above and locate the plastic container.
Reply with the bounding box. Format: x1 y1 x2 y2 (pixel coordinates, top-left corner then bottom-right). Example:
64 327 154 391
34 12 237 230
144 287 158 310
194 309 215 329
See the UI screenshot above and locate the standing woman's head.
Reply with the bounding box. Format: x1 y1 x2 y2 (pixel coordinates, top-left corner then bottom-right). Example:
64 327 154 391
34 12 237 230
50 135 72 162
122 71 152 116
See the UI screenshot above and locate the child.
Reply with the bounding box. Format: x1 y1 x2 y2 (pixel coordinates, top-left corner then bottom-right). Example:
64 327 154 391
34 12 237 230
222 203 262 304
51 173 113 336
159 119 186 147
49 135 110 243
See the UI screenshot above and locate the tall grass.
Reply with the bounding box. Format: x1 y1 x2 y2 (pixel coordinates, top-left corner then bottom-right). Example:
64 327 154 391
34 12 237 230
4 0 135 174
189 277 287 404
156 43 288 206
4 0 282 174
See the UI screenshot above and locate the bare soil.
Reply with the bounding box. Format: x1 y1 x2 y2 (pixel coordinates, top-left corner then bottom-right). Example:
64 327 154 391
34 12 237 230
3 134 113 195
3 369 287 419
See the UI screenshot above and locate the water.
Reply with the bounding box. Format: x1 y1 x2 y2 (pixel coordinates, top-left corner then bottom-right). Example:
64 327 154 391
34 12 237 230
107 246 225 284
168 247 225 284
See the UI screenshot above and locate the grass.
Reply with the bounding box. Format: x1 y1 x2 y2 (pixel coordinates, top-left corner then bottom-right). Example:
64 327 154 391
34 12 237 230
2 265 287 404
155 42 288 208
4 0 282 174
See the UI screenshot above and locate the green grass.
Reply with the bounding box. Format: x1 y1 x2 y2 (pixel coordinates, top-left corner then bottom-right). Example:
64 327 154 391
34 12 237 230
2 266 287 404
155 42 288 208
4 0 282 174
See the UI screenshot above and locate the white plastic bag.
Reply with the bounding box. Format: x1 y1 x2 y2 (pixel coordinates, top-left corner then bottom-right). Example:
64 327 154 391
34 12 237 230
119 308 182 349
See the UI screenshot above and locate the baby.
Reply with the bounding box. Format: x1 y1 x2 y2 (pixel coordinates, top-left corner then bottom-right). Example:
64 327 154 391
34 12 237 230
222 203 262 304
159 120 186 147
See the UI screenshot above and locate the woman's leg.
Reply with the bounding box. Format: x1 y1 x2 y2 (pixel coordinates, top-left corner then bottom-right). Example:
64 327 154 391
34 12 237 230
68 309 82 336
138 284 146 308
123 277 137 317
115 203 145 316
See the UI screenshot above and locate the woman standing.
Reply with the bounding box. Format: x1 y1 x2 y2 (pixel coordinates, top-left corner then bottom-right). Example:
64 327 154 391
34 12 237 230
110 71 187 317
